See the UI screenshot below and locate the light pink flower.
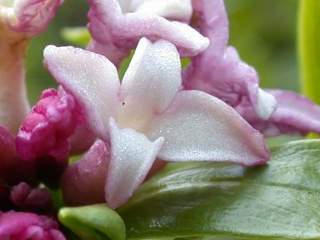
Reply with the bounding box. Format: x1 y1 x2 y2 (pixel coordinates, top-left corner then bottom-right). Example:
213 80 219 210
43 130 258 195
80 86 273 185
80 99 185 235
0 211 65 240
0 0 63 133
237 90 320 136
45 38 269 208
183 0 277 120
86 0 209 65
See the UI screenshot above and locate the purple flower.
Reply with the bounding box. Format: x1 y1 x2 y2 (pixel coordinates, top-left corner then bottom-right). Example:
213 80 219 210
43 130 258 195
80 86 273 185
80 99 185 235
86 0 209 65
45 38 269 208
237 90 320 136
0 211 65 240
0 0 63 133
183 0 277 120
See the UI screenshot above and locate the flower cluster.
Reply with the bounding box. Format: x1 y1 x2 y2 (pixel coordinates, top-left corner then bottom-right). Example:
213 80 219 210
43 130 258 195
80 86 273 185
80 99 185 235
1 0 320 238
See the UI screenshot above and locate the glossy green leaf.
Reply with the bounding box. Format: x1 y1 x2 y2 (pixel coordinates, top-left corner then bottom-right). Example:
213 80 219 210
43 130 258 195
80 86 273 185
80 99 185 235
59 204 126 240
61 27 91 47
298 0 320 104
119 140 320 239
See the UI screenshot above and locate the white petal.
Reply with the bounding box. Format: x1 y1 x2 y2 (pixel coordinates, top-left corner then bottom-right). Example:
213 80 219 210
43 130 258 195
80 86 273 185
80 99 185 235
132 0 192 22
118 38 181 131
255 89 277 120
44 45 120 140
147 90 269 166
106 118 164 208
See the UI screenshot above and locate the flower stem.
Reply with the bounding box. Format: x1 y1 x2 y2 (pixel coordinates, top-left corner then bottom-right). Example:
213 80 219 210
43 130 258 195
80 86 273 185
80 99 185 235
298 0 320 104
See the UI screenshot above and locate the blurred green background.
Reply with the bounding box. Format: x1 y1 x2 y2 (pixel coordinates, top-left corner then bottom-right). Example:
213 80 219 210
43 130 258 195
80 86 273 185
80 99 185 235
26 0 299 103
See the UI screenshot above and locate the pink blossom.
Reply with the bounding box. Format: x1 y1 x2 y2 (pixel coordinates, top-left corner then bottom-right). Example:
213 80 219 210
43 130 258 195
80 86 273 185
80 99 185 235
86 0 209 65
45 39 269 208
0 211 65 240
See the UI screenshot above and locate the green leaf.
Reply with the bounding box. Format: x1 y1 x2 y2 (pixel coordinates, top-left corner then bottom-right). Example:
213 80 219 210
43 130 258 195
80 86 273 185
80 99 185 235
61 27 91 47
59 204 126 240
298 0 320 103
119 140 320 239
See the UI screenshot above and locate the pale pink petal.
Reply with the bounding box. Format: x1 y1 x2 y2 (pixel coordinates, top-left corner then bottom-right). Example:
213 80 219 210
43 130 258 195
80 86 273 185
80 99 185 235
119 38 181 130
184 1 277 119
147 91 269 166
238 90 320 136
132 0 193 22
44 45 120 140
106 118 164 208
61 140 109 206
87 0 208 64
69 123 96 155
0 211 65 240
9 0 63 35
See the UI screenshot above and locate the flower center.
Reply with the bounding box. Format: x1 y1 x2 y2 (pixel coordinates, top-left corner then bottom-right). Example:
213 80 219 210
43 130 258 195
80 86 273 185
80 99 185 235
0 0 14 7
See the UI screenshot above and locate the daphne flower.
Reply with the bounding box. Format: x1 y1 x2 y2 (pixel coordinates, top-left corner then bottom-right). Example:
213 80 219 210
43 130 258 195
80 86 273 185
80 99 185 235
237 90 320 136
86 0 209 65
183 0 277 120
0 0 63 133
0 211 65 240
44 38 269 208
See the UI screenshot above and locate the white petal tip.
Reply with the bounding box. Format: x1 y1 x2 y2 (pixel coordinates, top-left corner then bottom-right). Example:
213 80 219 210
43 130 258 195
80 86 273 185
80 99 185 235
256 89 277 120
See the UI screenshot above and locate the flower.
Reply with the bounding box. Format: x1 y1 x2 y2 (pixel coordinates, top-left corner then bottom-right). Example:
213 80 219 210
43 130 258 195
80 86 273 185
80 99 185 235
183 0 277 120
183 0 320 136
44 38 269 208
0 211 65 240
0 0 63 133
237 90 320 136
86 0 209 65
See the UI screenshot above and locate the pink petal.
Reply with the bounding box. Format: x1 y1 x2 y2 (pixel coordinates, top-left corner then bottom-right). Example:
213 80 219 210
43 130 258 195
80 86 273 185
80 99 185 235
106 119 164 208
9 0 63 35
238 90 320 136
119 38 181 130
61 140 109 206
0 211 65 240
147 90 269 166
184 1 276 119
44 45 120 140
16 87 78 162
0 126 34 185
132 0 193 22
87 0 208 64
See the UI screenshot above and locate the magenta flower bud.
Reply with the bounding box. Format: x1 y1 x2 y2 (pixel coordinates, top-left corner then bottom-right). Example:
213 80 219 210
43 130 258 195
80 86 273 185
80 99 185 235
0 211 65 240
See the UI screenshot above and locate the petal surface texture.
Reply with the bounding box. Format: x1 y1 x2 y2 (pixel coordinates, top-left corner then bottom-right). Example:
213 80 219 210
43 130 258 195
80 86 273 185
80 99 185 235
106 119 163 208
119 38 181 130
87 0 208 64
147 91 269 166
44 45 120 140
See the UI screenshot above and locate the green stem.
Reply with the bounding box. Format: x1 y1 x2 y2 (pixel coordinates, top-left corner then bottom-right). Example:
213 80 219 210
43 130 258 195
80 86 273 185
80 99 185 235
298 0 320 104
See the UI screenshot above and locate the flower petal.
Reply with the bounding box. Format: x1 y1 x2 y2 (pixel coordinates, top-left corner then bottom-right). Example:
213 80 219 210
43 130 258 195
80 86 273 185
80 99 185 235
238 90 320 136
87 0 208 64
183 1 277 119
61 140 109 206
0 211 65 240
147 90 269 166
118 38 181 130
106 118 163 208
8 0 63 35
132 0 193 22
44 45 120 140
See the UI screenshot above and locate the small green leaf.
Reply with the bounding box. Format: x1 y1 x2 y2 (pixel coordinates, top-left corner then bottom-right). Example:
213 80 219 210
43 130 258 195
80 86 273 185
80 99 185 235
119 140 320 239
59 204 126 240
61 27 91 47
